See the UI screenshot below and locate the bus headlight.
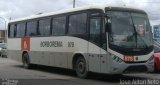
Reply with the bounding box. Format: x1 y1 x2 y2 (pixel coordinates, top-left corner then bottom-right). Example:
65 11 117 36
148 56 154 61
112 55 123 63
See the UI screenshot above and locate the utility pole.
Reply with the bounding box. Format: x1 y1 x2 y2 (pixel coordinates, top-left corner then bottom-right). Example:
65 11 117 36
73 0 75 8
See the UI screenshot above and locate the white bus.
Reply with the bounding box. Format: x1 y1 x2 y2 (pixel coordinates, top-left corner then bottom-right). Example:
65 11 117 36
7 5 154 78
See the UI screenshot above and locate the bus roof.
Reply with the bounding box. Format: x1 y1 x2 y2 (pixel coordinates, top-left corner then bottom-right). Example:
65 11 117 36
9 4 145 23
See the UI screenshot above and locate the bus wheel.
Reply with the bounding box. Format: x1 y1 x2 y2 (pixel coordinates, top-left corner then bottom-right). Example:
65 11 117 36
22 53 31 69
75 57 88 78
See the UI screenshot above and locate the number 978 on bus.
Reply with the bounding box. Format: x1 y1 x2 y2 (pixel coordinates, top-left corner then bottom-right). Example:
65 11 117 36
123 56 134 62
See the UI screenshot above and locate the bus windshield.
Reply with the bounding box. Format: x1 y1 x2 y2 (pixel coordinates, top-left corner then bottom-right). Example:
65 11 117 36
108 11 152 49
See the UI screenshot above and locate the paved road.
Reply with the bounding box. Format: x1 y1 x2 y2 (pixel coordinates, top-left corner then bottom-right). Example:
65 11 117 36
0 58 160 85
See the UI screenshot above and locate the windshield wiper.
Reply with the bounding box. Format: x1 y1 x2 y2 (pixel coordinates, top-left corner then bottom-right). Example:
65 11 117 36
130 13 138 48
130 13 148 49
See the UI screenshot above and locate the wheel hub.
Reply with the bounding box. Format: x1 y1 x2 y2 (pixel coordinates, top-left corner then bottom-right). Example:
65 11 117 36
78 61 85 73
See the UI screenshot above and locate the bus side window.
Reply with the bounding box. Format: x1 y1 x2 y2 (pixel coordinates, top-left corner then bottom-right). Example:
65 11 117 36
26 21 38 36
9 24 15 38
68 13 87 34
90 18 101 45
52 16 66 35
16 22 25 37
39 18 51 36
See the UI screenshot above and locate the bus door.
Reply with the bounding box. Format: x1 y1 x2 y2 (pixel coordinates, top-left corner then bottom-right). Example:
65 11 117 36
88 17 101 72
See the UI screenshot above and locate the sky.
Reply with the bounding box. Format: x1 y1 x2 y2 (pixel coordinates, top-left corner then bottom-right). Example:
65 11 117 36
0 0 160 30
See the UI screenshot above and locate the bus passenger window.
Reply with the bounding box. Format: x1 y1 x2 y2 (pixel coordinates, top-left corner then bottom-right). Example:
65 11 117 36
9 24 16 37
68 13 87 34
39 18 51 36
16 22 25 37
52 16 66 35
90 18 101 45
26 21 37 36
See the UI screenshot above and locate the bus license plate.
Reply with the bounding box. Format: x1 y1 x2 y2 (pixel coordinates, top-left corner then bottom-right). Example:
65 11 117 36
124 56 134 62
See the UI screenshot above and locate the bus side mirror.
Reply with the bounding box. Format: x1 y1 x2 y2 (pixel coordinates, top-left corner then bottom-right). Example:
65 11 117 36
105 16 111 32
106 22 111 32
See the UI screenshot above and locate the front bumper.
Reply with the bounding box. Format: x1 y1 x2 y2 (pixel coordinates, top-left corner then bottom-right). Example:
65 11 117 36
109 59 154 74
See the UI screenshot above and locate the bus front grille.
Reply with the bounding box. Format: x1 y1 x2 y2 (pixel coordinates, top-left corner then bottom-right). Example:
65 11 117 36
123 65 147 73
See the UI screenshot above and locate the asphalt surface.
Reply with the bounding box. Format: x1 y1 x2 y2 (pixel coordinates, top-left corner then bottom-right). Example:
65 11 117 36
0 58 160 85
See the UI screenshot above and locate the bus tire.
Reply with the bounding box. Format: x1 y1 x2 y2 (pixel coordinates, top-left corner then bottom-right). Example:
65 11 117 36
22 53 32 69
75 56 88 78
